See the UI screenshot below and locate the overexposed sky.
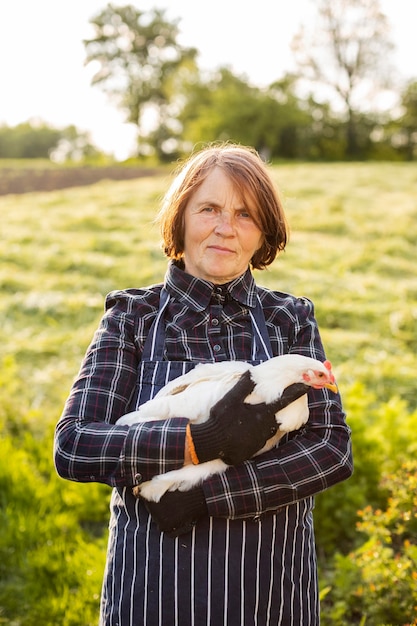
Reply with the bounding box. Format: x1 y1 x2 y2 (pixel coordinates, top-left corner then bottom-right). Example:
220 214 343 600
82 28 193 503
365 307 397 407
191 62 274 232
0 0 415 159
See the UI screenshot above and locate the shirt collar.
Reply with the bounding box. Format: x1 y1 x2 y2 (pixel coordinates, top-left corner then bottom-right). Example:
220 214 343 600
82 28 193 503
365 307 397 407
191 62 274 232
164 261 258 311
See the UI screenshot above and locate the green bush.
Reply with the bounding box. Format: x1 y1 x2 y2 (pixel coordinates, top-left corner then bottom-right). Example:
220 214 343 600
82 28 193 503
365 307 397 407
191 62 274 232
321 461 417 625
0 432 109 625
315 383 417 555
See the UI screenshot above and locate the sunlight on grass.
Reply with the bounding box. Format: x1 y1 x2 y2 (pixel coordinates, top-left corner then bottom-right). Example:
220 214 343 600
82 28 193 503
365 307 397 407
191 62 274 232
1 163 416 413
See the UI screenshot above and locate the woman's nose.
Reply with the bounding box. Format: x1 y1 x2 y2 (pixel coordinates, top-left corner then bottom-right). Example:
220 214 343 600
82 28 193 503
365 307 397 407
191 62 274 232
214 210 235 236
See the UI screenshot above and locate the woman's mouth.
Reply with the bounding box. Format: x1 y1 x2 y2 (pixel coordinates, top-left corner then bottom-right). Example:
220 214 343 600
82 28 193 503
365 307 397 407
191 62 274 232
207 245 235 254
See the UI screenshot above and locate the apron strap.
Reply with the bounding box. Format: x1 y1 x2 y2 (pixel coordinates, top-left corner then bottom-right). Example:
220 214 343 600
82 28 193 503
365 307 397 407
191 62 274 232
249 295 274 360
142 287 273 362
141 287 170 361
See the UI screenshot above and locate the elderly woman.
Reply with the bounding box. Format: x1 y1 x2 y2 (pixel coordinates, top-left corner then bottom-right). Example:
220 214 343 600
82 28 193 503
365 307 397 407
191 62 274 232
54 144 352 626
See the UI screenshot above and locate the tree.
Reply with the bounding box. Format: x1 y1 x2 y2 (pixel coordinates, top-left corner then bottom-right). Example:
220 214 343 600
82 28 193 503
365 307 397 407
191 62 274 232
0 121 98 160
323 460 417 625
393 81 417 161
49 126 101 162
179 68 313 159
291 0 394 158
84 3 197 158
0 122 61 159
267 75 322 159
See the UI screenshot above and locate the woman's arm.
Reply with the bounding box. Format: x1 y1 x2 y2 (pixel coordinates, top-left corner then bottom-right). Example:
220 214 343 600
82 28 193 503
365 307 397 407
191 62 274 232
202 298 353 519
203 389 352 519
53 291 188 488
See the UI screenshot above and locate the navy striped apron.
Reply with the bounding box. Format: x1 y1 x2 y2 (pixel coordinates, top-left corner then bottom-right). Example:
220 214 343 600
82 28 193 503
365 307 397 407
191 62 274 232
100 289 319 626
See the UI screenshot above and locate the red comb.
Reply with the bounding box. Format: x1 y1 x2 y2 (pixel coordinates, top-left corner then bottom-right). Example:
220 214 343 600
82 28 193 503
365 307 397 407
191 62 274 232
324 360 336 382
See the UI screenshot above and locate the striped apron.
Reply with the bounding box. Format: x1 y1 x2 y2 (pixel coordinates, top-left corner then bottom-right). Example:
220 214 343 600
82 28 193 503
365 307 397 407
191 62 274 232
100 289 319 626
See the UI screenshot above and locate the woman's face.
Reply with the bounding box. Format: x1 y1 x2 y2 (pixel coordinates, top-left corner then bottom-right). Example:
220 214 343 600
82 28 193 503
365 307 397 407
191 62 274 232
182 167 263 284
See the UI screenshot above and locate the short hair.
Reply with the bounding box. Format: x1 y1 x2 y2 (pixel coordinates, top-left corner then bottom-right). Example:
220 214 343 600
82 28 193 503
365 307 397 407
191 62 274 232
157 143 288 270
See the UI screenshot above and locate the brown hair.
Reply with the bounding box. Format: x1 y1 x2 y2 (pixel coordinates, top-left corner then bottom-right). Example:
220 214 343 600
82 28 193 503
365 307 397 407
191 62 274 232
158 143 288 270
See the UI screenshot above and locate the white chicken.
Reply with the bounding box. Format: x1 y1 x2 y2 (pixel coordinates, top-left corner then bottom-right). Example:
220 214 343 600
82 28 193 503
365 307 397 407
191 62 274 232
117 354 338 502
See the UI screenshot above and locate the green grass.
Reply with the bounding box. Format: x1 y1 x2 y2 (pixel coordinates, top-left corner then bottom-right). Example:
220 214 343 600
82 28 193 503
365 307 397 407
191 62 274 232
1 162 416 624
265 162 417 405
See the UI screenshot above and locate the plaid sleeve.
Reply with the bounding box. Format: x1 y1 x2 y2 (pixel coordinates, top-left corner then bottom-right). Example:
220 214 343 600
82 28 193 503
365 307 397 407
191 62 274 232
202 297 353 519
53 291 187 488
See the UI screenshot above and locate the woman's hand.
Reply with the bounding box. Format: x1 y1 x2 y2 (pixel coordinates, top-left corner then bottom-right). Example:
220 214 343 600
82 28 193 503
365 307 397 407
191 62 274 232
143 487 208 537
189 371 308 466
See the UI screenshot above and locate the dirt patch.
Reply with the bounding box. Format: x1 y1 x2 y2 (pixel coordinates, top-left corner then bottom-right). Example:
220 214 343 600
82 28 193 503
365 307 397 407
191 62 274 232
0 166 161 195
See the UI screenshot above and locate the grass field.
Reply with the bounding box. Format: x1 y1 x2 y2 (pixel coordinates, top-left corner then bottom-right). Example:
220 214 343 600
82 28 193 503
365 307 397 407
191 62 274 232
1 162 416 624
2 162 415 412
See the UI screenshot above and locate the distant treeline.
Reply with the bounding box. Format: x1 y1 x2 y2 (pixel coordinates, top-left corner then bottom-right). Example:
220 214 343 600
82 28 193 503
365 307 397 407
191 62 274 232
0 122 100 162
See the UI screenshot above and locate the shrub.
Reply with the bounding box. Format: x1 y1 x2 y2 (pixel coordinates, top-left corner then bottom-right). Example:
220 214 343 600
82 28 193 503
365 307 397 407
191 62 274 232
321 461 417 625
0 429 109 625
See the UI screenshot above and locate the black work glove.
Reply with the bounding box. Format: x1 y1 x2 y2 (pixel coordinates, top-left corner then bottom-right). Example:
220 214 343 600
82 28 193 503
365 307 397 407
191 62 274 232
190 371 309 466
143 487 208 537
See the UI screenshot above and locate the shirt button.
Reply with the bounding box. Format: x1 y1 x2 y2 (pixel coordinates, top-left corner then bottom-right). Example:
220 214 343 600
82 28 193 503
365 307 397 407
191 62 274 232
213 344 221 352
134 473 143 483
212 318 219 326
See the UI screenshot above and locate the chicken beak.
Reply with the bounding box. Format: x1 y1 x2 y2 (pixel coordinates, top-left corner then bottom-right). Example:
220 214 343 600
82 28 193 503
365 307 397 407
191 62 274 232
324 381 338 393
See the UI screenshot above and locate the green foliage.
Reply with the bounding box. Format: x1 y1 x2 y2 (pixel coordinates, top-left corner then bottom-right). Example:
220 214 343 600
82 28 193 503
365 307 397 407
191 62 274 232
0 163 416 623
84 3 197 158
0 122 99 161
0 433 109 624
291 0 395 159
321 461 417 625
314 383 417 556
0 122 61 159
81 4 416 161
0 362 109 624
179 69 312 158
393 80 417 161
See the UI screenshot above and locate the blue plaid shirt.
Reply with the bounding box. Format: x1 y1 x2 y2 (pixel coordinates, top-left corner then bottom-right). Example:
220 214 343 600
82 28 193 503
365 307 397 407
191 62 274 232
54 261 352 520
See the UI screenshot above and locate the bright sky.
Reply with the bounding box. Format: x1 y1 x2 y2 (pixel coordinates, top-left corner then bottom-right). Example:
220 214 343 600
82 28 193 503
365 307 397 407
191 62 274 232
0 0 415 159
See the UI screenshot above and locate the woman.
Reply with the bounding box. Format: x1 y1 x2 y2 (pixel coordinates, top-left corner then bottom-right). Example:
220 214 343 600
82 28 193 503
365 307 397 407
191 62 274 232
54 144 353 626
